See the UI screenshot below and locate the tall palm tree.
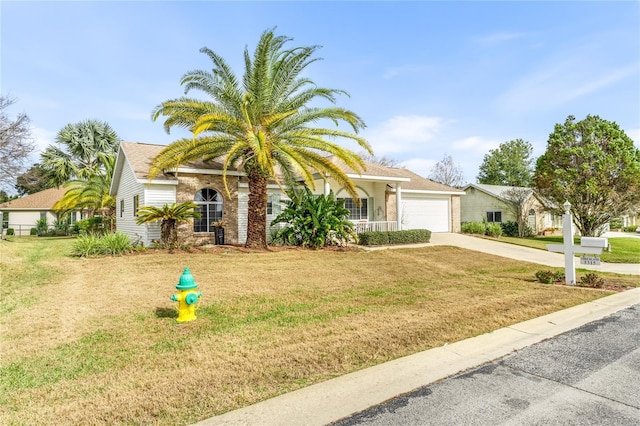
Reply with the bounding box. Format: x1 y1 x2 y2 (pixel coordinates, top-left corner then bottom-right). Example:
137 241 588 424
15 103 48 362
150 29 372 249
53 155 116 230
41 119 120 186
135 202 201 247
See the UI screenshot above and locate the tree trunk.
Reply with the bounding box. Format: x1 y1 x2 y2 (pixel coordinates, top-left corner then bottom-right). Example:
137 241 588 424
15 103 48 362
245 169 268 249
161 219 177 247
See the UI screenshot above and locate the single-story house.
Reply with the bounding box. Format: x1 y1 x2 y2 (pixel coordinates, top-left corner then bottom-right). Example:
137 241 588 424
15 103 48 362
460 183 561 234
0 187 77 236
110 141 464 246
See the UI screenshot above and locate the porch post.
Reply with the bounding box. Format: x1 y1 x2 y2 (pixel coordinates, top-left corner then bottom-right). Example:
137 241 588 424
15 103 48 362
396 182 402 231
324 174 330 196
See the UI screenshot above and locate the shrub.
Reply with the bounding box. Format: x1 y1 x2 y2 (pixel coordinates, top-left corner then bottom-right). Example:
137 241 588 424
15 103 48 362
580 273 605 288
521 225 535 238
501 221 519 237
609 217 624 229
461 222 485 235
71 234 103 257
36 218 48 236
623 225 639 233
71 232 132 257
535 270 555 284
99 231 132 255
6 228 14 236
485 223 502 238
553 271 565 282
358 229 431 246
30 228 37 236
75 216 104 235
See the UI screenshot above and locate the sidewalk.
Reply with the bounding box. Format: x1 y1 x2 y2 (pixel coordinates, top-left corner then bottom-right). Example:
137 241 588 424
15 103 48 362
365 233 639 275
195 289 640 426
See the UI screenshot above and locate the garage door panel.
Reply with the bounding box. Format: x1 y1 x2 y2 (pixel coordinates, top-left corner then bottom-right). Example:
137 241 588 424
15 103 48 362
402 197 450 232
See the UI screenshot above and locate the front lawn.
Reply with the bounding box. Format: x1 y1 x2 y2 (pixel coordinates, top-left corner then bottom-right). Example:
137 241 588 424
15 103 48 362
490 235 640 263
1 237 637 425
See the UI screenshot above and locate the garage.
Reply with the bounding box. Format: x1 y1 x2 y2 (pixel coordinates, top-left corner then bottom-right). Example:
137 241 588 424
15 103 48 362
402 196 450 232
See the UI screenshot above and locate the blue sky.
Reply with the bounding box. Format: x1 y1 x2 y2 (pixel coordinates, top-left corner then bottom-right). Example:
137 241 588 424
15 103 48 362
2 1 639 186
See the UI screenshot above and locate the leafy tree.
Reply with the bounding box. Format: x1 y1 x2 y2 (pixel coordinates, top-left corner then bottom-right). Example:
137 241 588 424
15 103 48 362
135 202 201 247
359 151 401 168
53 156 117 231
15 163 56 196
477 139 534 187
41 119 120 186
150 29 371 250
0 190 18 203
500 187 534 238
271 186 356 248
0 96 35 192
429 153 465 187
534 115 640 236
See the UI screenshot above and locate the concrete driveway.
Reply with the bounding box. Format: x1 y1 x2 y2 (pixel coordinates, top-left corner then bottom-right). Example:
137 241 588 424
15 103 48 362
366 233 639 275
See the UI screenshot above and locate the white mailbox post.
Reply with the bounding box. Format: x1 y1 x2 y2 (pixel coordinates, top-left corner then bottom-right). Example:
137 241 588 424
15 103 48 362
546 201 607 285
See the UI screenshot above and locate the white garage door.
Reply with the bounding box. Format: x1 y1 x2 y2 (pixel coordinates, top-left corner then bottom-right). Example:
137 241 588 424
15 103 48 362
402 196 450 232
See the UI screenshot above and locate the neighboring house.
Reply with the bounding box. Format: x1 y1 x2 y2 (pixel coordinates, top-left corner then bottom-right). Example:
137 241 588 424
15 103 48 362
110 142 464 246
0 187 77 236
460 183 561 234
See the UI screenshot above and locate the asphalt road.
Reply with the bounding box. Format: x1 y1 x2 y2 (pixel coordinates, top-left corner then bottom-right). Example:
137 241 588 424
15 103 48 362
331 304 640 426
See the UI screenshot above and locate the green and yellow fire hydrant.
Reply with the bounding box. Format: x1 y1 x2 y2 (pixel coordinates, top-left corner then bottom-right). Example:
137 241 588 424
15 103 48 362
170 267 202 323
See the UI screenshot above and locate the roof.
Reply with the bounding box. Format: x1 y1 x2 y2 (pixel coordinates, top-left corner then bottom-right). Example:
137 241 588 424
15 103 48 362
462 183 533 199
110 142 464 195
328 156 464 193
0 187 67 210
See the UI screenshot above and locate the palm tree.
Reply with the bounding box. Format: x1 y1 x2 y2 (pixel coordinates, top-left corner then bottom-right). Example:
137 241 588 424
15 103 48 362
135 202 201 247
41 119 120 186
150 29 372 249
53 155 116 231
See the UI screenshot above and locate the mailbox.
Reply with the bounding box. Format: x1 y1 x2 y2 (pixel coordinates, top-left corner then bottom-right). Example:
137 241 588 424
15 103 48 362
580 237 608 249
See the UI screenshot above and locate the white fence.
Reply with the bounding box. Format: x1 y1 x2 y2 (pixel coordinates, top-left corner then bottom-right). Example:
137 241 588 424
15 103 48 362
354 221 398 233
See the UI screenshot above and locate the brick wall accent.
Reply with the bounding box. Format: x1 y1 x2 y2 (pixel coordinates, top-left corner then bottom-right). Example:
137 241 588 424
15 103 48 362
175 174 239 245
451 195 461 233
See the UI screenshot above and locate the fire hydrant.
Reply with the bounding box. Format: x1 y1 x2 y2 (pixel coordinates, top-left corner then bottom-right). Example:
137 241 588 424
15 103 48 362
170 267 202 323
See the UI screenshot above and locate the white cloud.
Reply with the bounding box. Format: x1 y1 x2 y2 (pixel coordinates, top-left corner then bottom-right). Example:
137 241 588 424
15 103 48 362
30 127 56 154
498 58 639 113
473 32 525 47
451 136 500 153
625 128 640 147
400 157 437 178
363 115 448 156
383 64 431 79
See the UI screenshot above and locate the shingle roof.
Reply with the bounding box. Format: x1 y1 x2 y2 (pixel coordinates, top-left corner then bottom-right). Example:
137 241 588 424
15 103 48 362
119 141 232 181
0 187 67 210
462 183 533 200
328 156 464 193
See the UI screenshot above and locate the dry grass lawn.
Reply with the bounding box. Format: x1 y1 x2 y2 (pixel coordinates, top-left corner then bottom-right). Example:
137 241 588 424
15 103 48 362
1 237 637 425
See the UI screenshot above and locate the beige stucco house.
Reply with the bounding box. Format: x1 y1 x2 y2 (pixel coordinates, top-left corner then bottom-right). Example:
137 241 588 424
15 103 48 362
109 142 464 246
460 183 561 235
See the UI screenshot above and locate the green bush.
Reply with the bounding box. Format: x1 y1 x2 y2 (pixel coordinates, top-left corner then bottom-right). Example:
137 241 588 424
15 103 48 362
71 232 132 257
609 217 624 229
74 216 105 235
485 223 502 238
623 225 638 233
358 229 431 246
535 270 555 284
6 228 14 236
30 228 37 236
580 272 604 288
100 232 132 255
461 221 485 235
501 221 519 237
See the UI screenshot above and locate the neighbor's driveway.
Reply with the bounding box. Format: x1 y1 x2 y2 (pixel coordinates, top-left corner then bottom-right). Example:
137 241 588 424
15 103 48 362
364 233 639 275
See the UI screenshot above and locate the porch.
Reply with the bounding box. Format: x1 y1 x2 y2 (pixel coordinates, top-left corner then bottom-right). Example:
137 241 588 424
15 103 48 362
353 221 398 233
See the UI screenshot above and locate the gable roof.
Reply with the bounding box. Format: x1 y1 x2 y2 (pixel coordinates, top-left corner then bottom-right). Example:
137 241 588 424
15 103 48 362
462 183 533 200
328 156 464 194
0 187 67 210
110 142 464 196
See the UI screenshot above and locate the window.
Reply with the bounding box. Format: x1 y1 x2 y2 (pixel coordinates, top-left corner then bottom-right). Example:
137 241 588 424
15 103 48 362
266 194 280 216
40 211 46 220
340 198 368 221
486 211 502 223
120 199 124 218
133 195 139 216
2 212 8 229
194 188 223 233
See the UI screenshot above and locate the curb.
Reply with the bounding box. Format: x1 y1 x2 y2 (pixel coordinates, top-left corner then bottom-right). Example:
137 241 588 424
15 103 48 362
194 288 640 426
